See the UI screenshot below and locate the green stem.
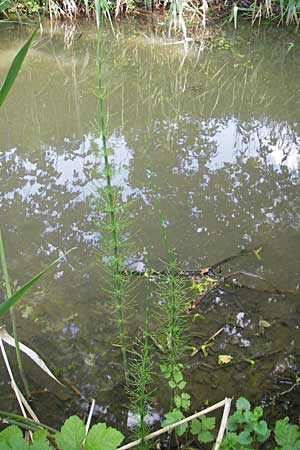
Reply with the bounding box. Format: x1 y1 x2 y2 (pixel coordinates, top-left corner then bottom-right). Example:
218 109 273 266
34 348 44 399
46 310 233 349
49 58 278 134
0 410 57 433
96 2 128 382
0 229 31 399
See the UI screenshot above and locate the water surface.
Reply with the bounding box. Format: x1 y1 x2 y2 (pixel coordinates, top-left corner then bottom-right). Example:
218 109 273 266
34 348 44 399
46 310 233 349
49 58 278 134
0 19 300 431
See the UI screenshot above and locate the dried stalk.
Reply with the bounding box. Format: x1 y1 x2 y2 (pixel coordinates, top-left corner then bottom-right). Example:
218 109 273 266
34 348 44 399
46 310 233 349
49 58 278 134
118 398 229 450
215 397 232 450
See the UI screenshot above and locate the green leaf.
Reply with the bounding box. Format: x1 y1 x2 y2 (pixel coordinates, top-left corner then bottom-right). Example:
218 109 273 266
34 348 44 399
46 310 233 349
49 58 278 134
0 27 38 108
0 436 27 450
174 395 182 409
274 417 300 447
220 432 239 449
173 370 183 384
253 406 263 419
190 419 202 435
177 380 186 389
55 416 85 450
201 415 215 431
237 430 252 446
0 248 75 317
236 397 251 412
197 430 214 443
31 439 52 450
33 430 49 442
0 0 12 13
175 422 188 437
0 426 23 441
254 420 270 441
85 423 124 450
162 409 184 428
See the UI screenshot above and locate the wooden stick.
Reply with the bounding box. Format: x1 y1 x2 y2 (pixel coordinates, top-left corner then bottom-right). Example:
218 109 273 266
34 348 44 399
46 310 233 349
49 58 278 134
215 397 232 450
117 398 228 450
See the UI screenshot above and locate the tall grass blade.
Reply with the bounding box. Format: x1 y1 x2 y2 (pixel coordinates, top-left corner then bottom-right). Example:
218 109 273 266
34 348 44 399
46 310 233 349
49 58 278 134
0 230 31 398
0 247 76 317
0 26 38 107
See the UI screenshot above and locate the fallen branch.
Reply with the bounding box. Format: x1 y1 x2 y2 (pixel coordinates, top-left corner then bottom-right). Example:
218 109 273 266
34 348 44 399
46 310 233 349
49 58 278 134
117 398 231 450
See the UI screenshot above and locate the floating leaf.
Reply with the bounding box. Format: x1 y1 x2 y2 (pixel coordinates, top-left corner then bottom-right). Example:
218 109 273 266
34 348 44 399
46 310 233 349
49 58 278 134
217 354 233 365
259 320 271 328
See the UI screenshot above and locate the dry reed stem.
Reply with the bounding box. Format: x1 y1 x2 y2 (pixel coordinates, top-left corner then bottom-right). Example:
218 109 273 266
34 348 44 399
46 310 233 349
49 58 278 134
215 397 232 450
118 398 229 450
85 398 96 435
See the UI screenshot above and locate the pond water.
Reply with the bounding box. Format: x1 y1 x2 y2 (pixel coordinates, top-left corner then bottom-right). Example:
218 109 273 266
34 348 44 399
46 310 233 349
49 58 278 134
0 18 300 436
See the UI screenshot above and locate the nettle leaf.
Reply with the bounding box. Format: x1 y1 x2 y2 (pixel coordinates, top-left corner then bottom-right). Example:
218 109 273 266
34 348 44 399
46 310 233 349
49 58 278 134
55 416 86 450
162 409 184 428
236 397 251 412
274 418 300 447
0 426 23 441
85 423 124 450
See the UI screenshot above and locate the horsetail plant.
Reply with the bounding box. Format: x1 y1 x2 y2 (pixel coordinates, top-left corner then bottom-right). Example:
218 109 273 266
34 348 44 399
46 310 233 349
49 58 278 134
94 0 130 382
127 255 153 449
147 170 189 406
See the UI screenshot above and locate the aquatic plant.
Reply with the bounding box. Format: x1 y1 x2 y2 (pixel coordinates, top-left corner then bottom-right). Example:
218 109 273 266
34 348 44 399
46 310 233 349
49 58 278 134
127 256 153 449
93 0 131 382
147 170 189 405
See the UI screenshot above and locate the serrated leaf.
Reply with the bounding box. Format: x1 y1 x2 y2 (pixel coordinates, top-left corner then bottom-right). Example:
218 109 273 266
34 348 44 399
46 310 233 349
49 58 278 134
173 370 183 383
85 423 124 450
174 395 182 408
31 439 52 450
0 437 27 450
197 430 214 443
177 380 186 389
201 416 216 431
274 418 300 447
190 419 202 435
162 410 184 428
236 397 251 412
33 430 49 442
237 430 252 446
55 416 85 450
175 422 188 436
254 420 270 440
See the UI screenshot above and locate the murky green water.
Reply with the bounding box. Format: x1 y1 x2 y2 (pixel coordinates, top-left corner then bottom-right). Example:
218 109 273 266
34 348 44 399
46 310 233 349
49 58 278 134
1 19 300 433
